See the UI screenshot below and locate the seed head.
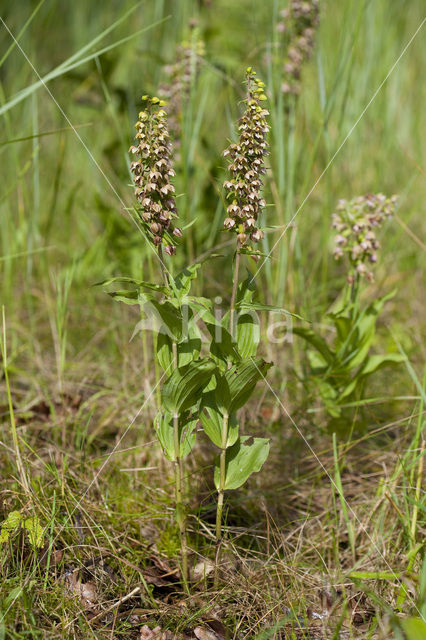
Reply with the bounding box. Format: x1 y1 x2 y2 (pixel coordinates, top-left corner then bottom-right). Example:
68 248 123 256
222 68 269 250
130 96 181 255
332 193 398 282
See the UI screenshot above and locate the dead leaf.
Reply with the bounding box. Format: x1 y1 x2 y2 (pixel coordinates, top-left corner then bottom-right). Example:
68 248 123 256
140 624 174 640
193 626 222 640
192 559 214 582
64 570 98 611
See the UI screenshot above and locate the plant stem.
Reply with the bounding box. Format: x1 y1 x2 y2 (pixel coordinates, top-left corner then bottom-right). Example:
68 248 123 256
157 245 169 289
172 341 189 589
350 271 360 306
156 246 188 588
214 411 229 588
229 249 241 340
214 243 241 587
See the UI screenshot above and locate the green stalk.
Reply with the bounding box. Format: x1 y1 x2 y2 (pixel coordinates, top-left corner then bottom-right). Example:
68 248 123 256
350 271 360 308
172 341 189 589
157 246 188 588
214 411 229 588
214 244 241 587
229 249 241 340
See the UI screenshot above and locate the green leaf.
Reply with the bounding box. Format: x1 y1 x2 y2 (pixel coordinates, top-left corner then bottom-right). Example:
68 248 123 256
208 323 241 366
161 359 216 414
238 301 304 321
400 618 426 640
293 327 334 364
22 516 44 549
214 436 270 490
236 275 256 306
154 411 197 461
176 321 202 366
307 349 328 373
237 313 260 358
94 276 168 294
156 330 173 371
108 289 140 305
184 297 241 365
214 374 232 413
200 400 239 448
336 376 360 402
142 298 183 341
0 511 22 544
156 324 202 371
174 255 221 300
328 312 352 344
174 262 203 299
358 353 406 376
225 358 272 412
337 292 395 370
337 353 406 402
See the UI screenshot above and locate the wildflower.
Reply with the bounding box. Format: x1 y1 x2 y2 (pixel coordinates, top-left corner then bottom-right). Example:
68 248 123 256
130 96 181 254
277 0 319 95
222 68 269 248
332 193 398 281
159 28 205 149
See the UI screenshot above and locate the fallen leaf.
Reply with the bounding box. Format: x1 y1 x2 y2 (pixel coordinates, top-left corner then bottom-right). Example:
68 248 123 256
64 570 98 611
193 626 222 640
140 624 174 640
192 559 214 582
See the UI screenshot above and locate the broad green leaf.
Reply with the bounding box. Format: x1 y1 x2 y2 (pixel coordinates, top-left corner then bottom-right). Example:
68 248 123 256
157 322 202 371
176 319 202 366
174 262 203 299
23 516 44 549
141 298 183 340
155 411 175 460
214 436 270 490
154 411 197 461
328 312 352 345
236 275 256 306
337 353 406 402
176 335 202 366
225 358 272 412
237 313 260 358
200 401 239 449
207 322 240 367
174 255 221 300
307 349 328 373
317 380 341 417
0 511 22 544
358 353 405 376
214 374 232 413
338 292 395 370
185 297 241 365
400 618 426 640
161 359 216 413
293 327 334 364
156 330 173 371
